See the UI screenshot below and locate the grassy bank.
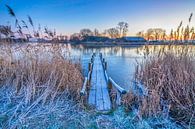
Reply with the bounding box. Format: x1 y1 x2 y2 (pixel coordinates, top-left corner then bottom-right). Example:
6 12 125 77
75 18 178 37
123 45 195 128
0 43 84 128
0 43 186 128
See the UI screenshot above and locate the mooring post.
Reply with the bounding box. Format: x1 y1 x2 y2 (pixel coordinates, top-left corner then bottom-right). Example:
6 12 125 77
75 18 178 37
88 62 92 71
104 61 107 70
100 53 102 59
116 91 122 105
108 79 112 93
91 57 93 63
103 58 105 62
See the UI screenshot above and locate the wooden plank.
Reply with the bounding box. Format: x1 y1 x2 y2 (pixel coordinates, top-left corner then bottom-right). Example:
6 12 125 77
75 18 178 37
102 88 111 110
88 54 111 111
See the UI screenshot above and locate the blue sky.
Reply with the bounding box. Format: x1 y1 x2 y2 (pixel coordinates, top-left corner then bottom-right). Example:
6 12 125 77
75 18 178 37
0 0 195 36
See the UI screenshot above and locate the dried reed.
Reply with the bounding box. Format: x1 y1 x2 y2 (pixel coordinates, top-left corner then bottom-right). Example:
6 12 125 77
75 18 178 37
124 45 195 128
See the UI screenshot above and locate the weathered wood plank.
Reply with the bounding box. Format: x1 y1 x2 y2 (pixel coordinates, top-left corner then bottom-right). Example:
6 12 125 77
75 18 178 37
109 77 127 94
88 54 111 111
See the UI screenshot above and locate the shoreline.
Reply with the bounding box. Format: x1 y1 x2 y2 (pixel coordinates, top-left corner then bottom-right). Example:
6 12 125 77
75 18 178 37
70 41 195 47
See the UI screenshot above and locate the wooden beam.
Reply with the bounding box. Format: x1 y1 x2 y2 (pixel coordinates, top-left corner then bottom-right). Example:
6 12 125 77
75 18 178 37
109 77 127 94
80 77 88 96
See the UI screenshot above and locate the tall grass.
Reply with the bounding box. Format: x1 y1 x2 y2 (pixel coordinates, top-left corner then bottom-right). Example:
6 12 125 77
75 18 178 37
0 43 84 128
123 45 195 128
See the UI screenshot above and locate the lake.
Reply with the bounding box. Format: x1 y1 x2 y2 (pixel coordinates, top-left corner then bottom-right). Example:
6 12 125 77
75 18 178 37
67 44 150 90
67 44 195 90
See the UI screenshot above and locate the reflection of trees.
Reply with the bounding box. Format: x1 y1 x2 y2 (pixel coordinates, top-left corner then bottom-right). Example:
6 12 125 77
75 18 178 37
69 44 195 58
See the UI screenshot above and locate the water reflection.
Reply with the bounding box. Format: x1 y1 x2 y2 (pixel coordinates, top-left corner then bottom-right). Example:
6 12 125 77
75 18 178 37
69 44 195 90
69 45 144 90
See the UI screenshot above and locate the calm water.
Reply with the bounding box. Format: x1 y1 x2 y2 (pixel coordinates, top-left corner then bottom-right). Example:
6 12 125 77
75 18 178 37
68 45 148 90
67 44 195 90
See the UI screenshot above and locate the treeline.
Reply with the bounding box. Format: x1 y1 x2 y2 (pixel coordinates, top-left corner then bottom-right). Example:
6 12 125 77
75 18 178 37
136 13 195 41
70 22 128 42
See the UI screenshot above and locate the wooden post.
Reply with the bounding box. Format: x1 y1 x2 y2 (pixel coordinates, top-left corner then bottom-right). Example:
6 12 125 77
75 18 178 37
102 58 105 63
116 91 121 105
87 71 91 86
100 53 102 59
88 62 92 71
104 62 107 70
108 79 112 93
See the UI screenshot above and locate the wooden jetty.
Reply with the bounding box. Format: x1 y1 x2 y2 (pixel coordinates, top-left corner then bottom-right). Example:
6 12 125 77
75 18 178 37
80 53 127 112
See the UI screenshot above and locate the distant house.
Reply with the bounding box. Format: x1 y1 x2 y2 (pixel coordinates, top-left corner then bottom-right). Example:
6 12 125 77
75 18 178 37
121 36 146 42
82 36 110 42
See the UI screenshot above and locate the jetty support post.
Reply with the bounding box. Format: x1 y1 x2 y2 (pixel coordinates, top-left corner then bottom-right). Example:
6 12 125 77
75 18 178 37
108 77 127 107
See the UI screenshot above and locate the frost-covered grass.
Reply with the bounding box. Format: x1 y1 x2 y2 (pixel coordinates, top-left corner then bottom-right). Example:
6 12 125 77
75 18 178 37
0 43 84 128
124 45 195 129
0 43 184 128
0 86 181 129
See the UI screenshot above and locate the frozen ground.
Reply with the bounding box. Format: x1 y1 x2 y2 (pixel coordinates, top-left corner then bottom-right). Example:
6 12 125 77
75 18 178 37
0 86 182 129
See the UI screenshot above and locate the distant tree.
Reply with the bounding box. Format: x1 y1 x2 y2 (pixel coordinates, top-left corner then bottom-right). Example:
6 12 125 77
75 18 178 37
145 29 154 40
136 31 144 37
94 28 99 36
70 33 82 42
154 28 166 40
80 29 93 37
107 28 120 38
117 22 128 37
101 29 108 37
145 28 166 41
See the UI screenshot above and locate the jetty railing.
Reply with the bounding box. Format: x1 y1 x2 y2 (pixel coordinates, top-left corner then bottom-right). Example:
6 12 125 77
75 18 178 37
100 53 127 106
80 53 95 96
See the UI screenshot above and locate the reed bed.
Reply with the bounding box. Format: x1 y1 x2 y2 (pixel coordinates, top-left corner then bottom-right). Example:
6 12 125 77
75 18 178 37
123 45 195 128
0 43 84 128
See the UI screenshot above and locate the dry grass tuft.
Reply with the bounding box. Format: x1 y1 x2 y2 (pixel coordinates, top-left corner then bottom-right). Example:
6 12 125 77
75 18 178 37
0 43 84 128
0 43 83 103
124 45 195 128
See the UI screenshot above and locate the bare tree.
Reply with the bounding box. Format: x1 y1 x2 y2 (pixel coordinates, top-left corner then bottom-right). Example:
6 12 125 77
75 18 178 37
145 28 166 41
70 33 82 42
80 29 93 37
94 28 99 36
136 31 145 37
117 22 128 37
107 28 120 38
